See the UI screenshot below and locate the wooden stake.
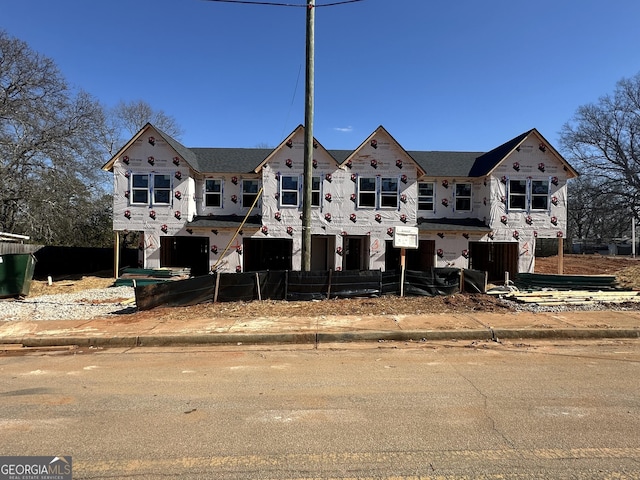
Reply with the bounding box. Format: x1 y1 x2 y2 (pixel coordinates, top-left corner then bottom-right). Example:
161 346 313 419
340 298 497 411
114 231 120 279
400 248 406 297
557 236 564 275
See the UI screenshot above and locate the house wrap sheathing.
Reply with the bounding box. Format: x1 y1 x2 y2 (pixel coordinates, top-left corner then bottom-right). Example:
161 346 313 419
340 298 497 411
103 124 577 280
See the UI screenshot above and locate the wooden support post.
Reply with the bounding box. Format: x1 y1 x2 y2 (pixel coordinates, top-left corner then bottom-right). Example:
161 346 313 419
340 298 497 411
557 237 564 275
214 272 221 303
255 272 262 301
114 231 120 279
400 248 406 297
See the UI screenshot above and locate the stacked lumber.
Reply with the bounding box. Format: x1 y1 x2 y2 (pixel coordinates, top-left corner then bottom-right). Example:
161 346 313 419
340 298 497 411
114 267 191 287
506 290 640 306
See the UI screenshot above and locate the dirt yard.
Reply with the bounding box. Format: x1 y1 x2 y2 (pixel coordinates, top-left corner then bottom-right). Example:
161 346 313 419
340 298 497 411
26 254 640 318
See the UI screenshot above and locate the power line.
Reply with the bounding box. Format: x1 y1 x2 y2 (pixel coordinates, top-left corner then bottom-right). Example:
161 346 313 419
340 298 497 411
201 0 364 7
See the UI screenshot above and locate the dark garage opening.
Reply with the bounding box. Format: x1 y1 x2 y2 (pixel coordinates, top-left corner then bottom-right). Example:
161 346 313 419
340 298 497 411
243 238 293 272
160 236 210 277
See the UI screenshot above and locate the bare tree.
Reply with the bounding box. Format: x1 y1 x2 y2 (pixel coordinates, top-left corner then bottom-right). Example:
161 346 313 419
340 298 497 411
567 176 629 242
560 72 640 238
113 99 183 139
0 30 109 245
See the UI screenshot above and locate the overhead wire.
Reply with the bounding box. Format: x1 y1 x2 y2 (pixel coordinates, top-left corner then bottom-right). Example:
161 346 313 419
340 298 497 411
201 0 364 7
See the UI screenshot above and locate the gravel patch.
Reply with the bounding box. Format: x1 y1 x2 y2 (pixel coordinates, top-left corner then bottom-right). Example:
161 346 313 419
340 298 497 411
0 286 135 321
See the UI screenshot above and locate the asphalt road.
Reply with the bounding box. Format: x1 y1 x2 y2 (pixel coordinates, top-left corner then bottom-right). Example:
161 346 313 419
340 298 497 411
1 340 640 479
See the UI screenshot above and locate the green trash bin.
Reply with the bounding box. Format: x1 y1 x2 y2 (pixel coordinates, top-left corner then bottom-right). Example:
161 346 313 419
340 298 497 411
0 253 37 298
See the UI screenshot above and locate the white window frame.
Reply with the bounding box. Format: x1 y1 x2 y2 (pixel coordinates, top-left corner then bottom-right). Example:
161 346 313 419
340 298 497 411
418 181 435 211
454 182 472 212
205 178 223 208
130 173 172 206
507 178 551 212
131 173 149 205
357 176 377 208
242 179 260 208
508 179 528 211
279 175 299 207
530 179 550 211
152 174 172 205
380 177 399 209
311 176 321 207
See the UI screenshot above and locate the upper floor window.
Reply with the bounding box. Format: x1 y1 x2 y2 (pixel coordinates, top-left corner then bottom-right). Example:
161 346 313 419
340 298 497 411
418 182 435 211
508 179 527 210
508 178 549 211
454 182 472 211
131 174 149 205
278 175 322 208
358 177 377 208
280 175 299 207
205 179 223 207
311 176 321 207
242 179 260 207
130 173 171 205
531 180 550 210
380 177 399 208
357 176 400 209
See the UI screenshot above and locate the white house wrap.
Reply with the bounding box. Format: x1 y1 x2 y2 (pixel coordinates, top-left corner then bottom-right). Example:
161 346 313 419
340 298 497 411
103 124 577 280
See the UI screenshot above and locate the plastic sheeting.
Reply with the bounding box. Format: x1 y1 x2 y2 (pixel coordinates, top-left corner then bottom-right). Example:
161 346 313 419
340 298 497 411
135 275 215 311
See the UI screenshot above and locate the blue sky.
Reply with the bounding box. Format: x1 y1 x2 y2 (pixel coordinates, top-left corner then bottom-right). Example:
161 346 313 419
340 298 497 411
2 0 640 153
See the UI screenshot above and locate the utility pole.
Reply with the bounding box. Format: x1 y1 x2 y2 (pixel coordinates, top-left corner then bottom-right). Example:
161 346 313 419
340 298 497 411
301 0 315 271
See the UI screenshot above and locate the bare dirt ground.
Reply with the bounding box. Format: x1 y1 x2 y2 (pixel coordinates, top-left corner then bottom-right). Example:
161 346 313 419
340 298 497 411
26 255 640 318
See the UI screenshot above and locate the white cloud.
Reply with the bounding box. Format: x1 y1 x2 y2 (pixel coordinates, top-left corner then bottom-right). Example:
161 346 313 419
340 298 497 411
334 126 353 133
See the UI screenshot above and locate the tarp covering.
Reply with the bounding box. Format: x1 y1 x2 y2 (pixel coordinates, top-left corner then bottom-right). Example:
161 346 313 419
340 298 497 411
403 268 461 297
216 272 260 302
514 273 618 291
462 269 488 294
135 274 215 310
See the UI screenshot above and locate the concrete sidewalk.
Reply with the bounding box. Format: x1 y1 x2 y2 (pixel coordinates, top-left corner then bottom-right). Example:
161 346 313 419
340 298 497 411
1 309 639 348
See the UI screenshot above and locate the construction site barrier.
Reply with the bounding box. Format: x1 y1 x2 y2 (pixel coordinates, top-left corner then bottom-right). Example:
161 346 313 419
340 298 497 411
135 268 487 311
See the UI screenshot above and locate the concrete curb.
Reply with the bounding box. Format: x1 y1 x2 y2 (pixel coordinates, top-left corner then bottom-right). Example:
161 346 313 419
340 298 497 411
3 328 639 349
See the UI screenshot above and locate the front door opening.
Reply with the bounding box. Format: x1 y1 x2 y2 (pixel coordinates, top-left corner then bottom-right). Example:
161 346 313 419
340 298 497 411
342 236 369 271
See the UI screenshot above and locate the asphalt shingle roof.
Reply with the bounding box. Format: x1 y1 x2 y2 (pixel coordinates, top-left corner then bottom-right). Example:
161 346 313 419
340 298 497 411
111 125 564 179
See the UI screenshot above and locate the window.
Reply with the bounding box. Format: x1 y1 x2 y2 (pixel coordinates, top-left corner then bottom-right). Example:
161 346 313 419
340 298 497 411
311 176 321 207
153 174 171 204
205 179 222 207
280 175 299 207
531 180 550 210
358 177 376 208
130 173 171 205
454 183 472 211
508 178 550 211
380 177 399 208
418 182 435 211
508 180 527 210
242 179 260 207
131 174 149 204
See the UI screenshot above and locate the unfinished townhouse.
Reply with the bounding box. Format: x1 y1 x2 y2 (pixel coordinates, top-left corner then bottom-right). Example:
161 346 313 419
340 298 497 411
102 124 577 281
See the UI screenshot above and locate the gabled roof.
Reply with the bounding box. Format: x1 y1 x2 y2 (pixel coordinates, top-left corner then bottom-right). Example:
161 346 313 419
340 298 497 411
340 125 426 176
102 123 199 172
103 124 578 179
469 128 578 178
252 125 340 173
